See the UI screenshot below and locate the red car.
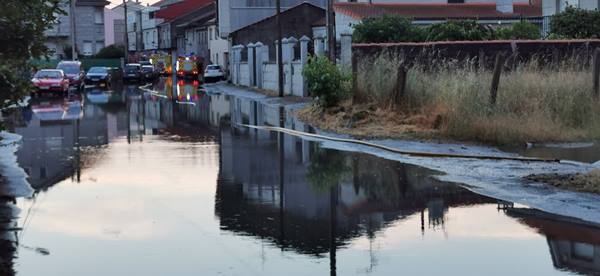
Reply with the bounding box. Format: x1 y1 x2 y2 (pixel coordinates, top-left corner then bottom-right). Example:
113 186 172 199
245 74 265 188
31 69 70 96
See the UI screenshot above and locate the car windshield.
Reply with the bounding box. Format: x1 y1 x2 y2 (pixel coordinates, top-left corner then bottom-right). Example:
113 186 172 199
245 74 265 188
125 65 139 71
207 65 221 70
35 71 62 79
88 67 107 73
142 66 153 72
57 64 80 74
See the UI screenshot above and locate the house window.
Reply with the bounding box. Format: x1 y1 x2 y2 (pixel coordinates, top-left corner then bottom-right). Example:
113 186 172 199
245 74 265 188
96 41 104 53
448 0 464 3
83 41 93 56
94 8 103 24
149 11 155 19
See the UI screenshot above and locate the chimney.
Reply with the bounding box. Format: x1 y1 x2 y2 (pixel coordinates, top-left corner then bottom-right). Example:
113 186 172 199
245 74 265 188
496 0 514 13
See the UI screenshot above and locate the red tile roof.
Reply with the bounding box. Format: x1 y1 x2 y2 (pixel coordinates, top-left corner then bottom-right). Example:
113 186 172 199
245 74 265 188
155 0 213 21
334 1 542 20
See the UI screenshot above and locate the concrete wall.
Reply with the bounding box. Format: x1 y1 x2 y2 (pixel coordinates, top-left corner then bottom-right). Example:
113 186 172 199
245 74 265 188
239 63 250 86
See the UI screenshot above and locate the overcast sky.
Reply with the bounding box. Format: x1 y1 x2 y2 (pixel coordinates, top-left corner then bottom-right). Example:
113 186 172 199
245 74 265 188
107 0 160 8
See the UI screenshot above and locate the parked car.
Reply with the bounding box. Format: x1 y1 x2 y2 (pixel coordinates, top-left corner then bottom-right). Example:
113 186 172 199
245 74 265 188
56 60 84 90
140 60 152 67
203 64 225 82
31 69 70 96
85 67 112 87
123 63 142 82
141 65 157 81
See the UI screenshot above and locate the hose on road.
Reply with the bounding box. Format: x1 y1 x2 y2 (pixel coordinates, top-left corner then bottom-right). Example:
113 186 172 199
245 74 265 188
239 124 561 163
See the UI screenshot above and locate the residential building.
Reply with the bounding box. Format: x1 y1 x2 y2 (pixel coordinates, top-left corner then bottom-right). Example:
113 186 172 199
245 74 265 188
104 7 125 46
217 0 326 38
155 0 214 60
230 2 325 59
45 0 110 59
112 0 145 52
142 6 164 51
334 0 543 39
207 19 229 66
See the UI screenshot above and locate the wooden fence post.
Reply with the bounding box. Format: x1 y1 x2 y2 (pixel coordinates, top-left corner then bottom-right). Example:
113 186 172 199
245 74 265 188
352 53 358 103
593 48 600 100
394 66 407 107
490 52 506 106
478 49 485 71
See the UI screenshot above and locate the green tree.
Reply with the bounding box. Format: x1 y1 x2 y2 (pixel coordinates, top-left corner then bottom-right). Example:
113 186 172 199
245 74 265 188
550 7 600 39
426 20 495 41
95 44 125 59
353 15 426 43
0 0 63 111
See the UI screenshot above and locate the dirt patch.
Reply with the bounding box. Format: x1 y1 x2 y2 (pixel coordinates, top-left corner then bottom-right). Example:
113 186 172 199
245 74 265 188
295 100 440 140
525 169 600 195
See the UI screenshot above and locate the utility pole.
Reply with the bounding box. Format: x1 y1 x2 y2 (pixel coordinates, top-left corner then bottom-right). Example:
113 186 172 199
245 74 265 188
123 0 129 61
327 0 336 63
276 0 283 97
70 0 77 60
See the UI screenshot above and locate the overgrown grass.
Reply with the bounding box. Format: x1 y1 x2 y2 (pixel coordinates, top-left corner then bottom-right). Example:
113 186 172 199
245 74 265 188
353 53 600 145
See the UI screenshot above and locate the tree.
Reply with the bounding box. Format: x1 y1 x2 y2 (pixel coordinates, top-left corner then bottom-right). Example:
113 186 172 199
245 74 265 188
303 55 350 107
352 15 426 43
0 0 63 111
95 44 125 59
550 7 600 39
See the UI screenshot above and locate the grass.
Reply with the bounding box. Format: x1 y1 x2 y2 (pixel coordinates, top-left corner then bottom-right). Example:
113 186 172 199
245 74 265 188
325 52 600 145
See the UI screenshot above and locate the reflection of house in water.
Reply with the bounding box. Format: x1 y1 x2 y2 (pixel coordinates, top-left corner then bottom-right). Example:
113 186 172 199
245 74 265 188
508 209 600 275
216 123 495 256
9 95 128 191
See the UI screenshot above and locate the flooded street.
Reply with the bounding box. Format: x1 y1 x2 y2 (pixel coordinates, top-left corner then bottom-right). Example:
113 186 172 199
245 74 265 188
2 78 600 275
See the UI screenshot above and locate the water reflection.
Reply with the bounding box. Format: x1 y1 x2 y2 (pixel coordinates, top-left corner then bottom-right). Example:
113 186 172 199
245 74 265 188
1 78 600 275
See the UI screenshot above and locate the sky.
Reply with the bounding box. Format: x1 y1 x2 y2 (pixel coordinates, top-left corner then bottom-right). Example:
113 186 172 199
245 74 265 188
107 0 160 8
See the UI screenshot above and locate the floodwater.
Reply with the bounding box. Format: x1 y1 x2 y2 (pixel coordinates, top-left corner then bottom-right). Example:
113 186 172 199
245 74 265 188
1 78 600 275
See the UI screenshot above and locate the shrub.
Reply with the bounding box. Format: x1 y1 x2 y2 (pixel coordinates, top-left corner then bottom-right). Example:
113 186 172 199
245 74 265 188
510 21 540 39
95 44 125 59
353 15 426 43
303 55 350 107
426 20 494 41
550 7 600 39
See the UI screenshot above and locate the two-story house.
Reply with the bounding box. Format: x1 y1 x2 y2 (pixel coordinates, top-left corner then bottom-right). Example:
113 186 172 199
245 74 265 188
45 0 110 59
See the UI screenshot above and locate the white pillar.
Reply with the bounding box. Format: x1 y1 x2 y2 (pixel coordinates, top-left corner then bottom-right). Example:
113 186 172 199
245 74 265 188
247 42 256 86
300 36 310 65
254 42 264 89
231 45 244 85
314 35 325 57
340 33 352 67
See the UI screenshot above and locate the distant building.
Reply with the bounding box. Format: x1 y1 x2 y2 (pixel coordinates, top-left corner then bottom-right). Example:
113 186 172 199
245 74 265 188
207 19 229 66
45 0 110 59
142 6 164 51
104 7 125 46
155 0 214 60
217 0 326 38
334 0 543 40
112 0 145 52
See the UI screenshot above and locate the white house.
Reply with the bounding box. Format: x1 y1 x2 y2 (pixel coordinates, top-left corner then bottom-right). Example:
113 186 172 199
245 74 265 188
334 0 543 40
207 19 229 66
141 6 163 51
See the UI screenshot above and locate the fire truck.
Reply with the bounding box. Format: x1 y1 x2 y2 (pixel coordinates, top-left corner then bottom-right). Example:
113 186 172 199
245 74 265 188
150 54 172 75
176 56 199 78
